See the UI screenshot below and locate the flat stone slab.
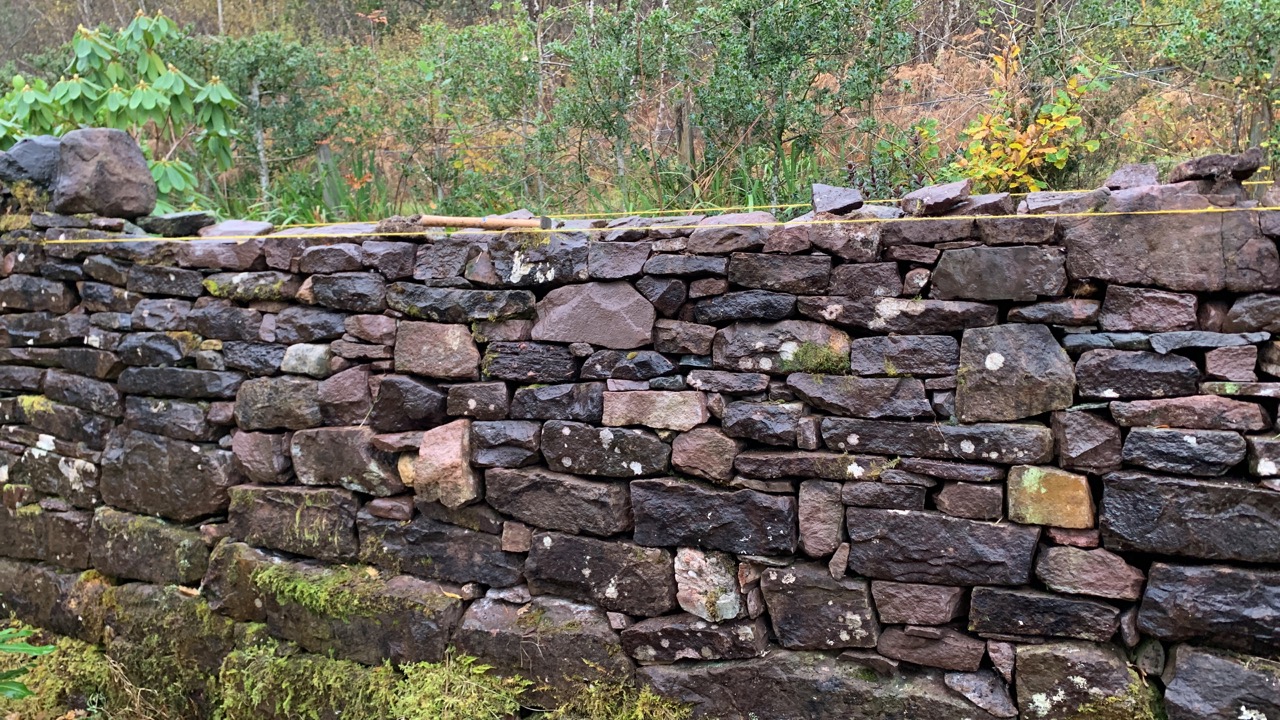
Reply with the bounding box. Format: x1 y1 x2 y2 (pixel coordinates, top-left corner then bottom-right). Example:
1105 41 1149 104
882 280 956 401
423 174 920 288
1139 562 1280 656
970 587 1120 642
1101 471 1280 562
639 650 1004 720
1163 645 1280 720
844 508 1040 585
526 531 676 616
632 477 797 555
821 418 1054 464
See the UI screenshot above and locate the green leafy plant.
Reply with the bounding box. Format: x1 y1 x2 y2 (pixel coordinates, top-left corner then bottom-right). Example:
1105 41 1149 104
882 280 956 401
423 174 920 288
0 626 56 700
0 10 240 207
952 42 1105 192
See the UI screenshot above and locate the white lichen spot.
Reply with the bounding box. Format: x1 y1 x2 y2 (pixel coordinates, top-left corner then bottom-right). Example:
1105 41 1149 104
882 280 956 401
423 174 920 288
542 536 553 548
1259 459 1278 476
846 434 860 447
581 567 592 578
758 357 773 371
36 434 56 451
629 461 643 475
1100 388 1119 398
778 341 799 361
1183 435 1198 446
818 304 844 322
599 429 614 447
960 439 976 454
1239 706 1268 720
467 398 477 410
781 572 796 585
560 457 573 467
604 577 619 599
1068 676 1088 690
847 461 865 478
561 426 571 435
984 352 1005 371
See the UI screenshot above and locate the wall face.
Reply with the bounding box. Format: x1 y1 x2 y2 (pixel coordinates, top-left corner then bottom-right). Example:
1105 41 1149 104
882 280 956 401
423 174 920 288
3 164 1280 718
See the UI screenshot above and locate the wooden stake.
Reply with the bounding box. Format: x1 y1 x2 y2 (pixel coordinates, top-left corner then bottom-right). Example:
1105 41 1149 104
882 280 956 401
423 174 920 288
417 214 552 231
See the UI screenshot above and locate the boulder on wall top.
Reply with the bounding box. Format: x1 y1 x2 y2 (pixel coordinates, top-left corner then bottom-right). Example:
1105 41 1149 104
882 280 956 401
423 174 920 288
51 128 157 218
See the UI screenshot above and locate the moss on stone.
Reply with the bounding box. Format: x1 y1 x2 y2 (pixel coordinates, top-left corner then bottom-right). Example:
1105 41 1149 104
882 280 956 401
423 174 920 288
0 214 31 232
251 562 394 621
9 181 49 213
218 640 399 720
0 622 110 720
17 395 53 416
1071 669 1163 720
545 673 693 720
780 341 849 375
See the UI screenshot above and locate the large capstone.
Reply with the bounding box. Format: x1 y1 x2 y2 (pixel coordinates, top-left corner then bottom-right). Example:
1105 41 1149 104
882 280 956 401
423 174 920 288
1064 208 1279 292
51 128 157 217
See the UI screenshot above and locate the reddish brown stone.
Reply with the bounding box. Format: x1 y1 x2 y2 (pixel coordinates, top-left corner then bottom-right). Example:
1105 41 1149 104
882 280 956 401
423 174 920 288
1099 285 1198 332
532 281 656 349
934 482 1003 521
394 322 480 380
398 419 480 508
1046 527 1101 548
877 627 985 671
231 431 292 484
671 426 741 483
652 320 716 355
798 480 843 557
603 391 709 432
1110 395 1270 431
1035 546 1145 601
1205 345 1259 381
674 548 743 622
871 581 966 625
1051 410 1123 474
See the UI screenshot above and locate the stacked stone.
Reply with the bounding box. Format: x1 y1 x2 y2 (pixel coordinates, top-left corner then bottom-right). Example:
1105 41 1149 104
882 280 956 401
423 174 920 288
1 134 1279 719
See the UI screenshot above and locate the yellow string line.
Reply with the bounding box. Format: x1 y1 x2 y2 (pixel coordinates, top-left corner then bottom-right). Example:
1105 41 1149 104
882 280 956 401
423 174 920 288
271 181 1275 228
38 204 1278 245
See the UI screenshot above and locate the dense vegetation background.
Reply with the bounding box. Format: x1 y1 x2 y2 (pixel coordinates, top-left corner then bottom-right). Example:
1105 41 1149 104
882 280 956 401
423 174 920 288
0 0 1275 221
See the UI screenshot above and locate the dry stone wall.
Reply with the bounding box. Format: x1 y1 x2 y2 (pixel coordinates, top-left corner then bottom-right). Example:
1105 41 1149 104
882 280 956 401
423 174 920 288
2 132 1280 718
